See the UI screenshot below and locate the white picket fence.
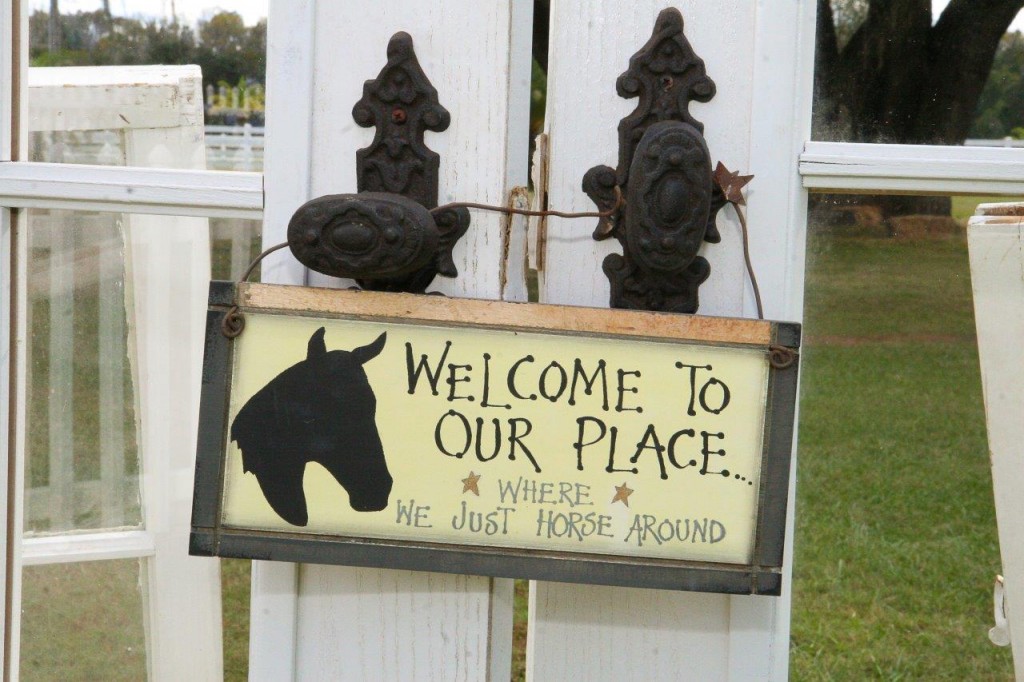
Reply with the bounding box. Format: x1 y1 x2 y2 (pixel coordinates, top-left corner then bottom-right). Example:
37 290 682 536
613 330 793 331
25 212 141 534
31 125 266 171
205 124 265 171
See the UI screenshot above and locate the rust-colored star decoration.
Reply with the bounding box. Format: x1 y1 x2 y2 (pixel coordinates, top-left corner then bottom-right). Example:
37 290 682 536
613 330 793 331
462 471 481 496
714 162 754 206
611 482 634 507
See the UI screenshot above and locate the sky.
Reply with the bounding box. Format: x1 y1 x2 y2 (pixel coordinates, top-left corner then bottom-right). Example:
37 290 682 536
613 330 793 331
29 0 1024 33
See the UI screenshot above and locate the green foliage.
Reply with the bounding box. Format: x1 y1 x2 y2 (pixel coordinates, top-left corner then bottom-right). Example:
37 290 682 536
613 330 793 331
194 14 266 89
28 9 266 94
204 77 265 125
29 48 89 67
530 58 547 139
970 32 1024 139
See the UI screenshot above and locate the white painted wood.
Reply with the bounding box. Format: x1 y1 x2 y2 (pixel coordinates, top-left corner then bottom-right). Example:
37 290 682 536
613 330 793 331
21 530 155 565
967 211 1024 680
245 1 315 678
532 2 814 680
529 585 732 679
0 204 13 679
28 65 206 133
0 0 12 161
295 570 499 681
98 239 127 528
540 2 755 318
117 80 222 680
46 225 74 531
4 204 25 682
730 3 816 679
0 162 263 218
497 0 533 308
800 141 1024 195
253 1 530 679
1 0 26 676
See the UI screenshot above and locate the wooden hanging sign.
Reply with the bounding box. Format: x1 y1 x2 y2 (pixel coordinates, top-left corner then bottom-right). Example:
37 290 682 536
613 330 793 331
191 282 800 595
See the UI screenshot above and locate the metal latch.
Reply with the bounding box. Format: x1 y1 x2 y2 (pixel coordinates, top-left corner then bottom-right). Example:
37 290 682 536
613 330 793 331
284 10 730 309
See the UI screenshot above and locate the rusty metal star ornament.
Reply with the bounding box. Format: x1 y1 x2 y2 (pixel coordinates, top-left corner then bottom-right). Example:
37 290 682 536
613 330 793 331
611 482 634 507
714 162 754 206
462 471 481 496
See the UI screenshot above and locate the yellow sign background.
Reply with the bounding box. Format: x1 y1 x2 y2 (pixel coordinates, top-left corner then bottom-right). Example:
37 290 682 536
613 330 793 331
222 312 770 565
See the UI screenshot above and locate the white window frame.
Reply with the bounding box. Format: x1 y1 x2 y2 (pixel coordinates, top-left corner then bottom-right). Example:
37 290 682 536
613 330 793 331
801 141 1024 196
0 3 263 679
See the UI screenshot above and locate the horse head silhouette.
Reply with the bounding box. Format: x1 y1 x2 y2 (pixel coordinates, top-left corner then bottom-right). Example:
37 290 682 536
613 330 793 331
230 327 392 526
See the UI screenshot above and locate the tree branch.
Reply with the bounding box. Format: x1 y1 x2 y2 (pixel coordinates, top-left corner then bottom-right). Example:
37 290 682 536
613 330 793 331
914 0 1024 142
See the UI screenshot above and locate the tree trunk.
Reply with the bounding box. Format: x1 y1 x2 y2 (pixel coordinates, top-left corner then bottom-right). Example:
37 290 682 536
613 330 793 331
814 0 1024 217
48 0 60 53
914 0 1024 143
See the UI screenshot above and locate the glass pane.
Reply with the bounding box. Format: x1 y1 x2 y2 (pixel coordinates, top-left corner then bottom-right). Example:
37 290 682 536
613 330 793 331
30 130 125 164
813 2 1024 145
25 209 259 533
20 559 148 681
26 210 141 533
28 2 268 170
790 193 1014 678
210 217 263 281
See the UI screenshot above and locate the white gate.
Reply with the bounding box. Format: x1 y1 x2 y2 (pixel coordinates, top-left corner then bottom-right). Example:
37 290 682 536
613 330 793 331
252 1 813 679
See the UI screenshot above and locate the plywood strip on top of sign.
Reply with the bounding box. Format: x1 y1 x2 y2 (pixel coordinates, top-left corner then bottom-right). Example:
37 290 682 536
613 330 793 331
236 282 775 347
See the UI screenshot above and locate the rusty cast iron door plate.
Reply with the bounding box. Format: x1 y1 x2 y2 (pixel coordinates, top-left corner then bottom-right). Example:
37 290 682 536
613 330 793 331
583 8 726 313
287 32 470 293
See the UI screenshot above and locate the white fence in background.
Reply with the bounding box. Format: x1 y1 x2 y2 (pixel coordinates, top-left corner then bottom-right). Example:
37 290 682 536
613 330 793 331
30 125 265 172
205 124 265 171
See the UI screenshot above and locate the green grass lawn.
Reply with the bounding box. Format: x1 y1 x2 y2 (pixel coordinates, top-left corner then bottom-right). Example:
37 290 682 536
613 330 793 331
790 233 1014 679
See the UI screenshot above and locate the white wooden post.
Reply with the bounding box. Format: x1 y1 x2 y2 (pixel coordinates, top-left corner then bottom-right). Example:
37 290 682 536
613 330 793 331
115 67 222 681
531 2 814 679
253 1 532 679
967 205 1024 680
0 0 26 675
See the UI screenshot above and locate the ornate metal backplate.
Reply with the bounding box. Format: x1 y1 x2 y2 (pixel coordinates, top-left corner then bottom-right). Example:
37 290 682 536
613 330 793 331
351 31 449 210
288 31 469 293
583 8 726 313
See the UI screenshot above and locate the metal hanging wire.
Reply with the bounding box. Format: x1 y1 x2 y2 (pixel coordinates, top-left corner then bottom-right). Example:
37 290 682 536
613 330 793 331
221 180 796 372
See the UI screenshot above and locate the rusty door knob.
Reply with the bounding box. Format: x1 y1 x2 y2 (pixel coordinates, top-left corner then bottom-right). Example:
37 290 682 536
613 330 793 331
287 193 470 291
283 32 472 293
624 120 714 276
